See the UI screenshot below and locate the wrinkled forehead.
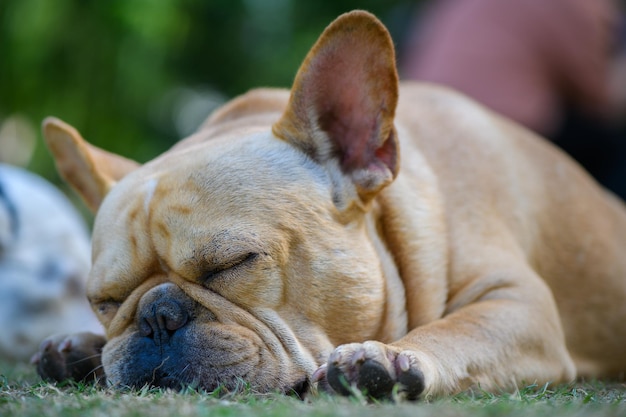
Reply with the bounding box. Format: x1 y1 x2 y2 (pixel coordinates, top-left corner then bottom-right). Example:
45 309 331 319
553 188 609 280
88 133 333 306
92 132 331 251
104 134 325 210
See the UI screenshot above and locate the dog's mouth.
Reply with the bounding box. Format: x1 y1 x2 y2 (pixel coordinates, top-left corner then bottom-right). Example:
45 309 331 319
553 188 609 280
105 341 316 398
146 371 183 391
102 282 319 397
103 328 316 396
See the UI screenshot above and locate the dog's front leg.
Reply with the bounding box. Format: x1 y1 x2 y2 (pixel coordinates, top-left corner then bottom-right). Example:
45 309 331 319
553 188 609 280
316 265 576 400
31 332 106 385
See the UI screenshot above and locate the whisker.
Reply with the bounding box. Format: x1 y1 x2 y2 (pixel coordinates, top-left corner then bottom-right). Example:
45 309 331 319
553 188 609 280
150 357 170 385
65 353 103 366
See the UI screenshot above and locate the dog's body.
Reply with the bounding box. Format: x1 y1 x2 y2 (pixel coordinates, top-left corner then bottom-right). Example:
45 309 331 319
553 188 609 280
36 11 626 398
0 163 101 361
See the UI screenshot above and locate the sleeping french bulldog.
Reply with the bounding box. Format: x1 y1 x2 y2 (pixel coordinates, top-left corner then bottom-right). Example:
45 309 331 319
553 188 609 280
35 11 626 399
0 163 101 363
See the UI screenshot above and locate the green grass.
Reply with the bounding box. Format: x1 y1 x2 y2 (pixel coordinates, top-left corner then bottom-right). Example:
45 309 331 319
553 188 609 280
1 360 625 417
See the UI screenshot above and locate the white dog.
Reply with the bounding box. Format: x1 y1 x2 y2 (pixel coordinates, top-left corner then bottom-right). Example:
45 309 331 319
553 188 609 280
0 163 101 361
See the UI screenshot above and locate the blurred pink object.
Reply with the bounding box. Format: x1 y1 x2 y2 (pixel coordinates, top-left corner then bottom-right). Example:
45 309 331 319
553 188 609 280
403 0 620 137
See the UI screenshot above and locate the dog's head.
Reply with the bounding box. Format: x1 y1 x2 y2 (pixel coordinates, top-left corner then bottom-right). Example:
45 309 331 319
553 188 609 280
43 11 400 394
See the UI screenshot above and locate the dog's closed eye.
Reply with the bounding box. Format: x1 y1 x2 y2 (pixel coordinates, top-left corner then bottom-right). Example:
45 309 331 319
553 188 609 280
90 300 121 324
200 252 258 284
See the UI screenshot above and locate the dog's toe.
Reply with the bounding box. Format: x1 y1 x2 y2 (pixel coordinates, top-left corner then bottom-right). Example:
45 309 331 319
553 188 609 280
356 358 396 398
35 335 71 382
325 344 395 398
395 352 425 400
324 348 351 395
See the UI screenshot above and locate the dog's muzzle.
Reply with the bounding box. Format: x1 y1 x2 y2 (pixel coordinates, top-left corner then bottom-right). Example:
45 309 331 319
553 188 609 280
102 283 312 395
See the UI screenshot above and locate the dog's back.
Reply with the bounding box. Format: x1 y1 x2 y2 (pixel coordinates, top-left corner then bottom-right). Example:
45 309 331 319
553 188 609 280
193 83 626 379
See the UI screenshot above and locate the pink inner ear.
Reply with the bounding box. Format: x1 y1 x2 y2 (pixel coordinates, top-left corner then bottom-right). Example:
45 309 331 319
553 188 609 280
373 129 398 173
296 14 399 176
276 11 399 188
318 101 385 171
312 63 396 175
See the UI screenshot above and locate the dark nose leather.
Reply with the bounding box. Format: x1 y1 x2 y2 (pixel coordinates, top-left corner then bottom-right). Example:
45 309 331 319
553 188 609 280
139 298 188 340
137 283 194 345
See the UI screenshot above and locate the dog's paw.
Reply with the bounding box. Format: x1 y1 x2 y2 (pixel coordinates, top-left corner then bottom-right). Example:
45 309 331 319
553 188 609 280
313 341 425 400
30 332 106 385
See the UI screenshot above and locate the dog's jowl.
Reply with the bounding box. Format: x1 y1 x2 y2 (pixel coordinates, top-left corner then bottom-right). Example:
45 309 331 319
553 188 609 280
36 11 626 399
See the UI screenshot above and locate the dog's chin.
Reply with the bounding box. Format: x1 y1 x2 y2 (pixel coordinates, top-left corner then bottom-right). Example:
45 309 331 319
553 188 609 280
108 365 310 397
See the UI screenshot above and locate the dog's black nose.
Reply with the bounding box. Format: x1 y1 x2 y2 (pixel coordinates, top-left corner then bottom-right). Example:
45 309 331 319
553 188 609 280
137 283 195 345
139 298 188 339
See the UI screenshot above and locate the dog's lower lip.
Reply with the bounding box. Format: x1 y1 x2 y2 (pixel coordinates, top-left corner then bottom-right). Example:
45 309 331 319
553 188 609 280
146 374 186 390
157 377 178 389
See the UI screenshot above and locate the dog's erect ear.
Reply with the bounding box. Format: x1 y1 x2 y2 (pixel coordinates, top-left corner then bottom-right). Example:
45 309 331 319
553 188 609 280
273 10 399 200
42 117 140 212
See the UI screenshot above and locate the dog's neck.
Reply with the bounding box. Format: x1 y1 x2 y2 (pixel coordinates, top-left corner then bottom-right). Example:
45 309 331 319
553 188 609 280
372 144 450 330
365 201 408 342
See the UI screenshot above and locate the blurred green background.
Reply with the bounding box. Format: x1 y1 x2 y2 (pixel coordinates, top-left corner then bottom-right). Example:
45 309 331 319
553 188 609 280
0 0 420 199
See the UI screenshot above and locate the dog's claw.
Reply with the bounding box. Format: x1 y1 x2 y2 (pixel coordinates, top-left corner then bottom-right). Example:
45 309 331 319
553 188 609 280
396 363 425 400
351 348 366 366
30 351 42 365
40 338 53 352
397 352 410 372
311 364 327 383
326 360 353 396
58 339 73 353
